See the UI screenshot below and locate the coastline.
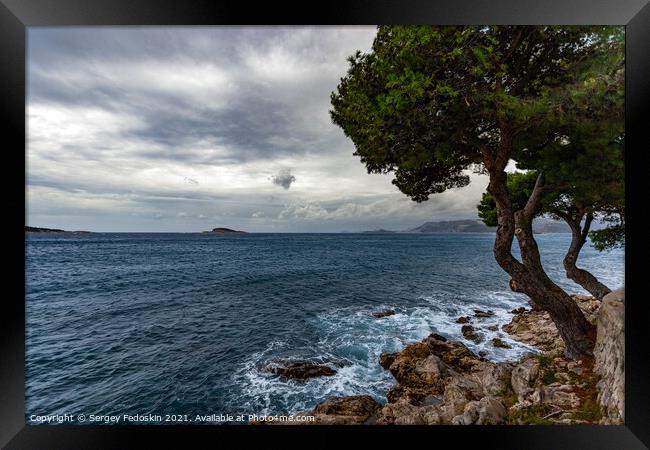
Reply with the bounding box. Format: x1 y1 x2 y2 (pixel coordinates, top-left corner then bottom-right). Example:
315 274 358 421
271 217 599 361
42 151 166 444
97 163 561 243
264 290 624 425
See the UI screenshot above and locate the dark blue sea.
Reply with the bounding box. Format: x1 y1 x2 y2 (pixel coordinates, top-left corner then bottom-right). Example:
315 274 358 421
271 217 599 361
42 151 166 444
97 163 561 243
25 233 624 423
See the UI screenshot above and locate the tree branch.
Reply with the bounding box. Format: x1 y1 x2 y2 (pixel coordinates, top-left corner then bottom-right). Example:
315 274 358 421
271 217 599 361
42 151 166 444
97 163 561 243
581 211 594 243
522 172 545 219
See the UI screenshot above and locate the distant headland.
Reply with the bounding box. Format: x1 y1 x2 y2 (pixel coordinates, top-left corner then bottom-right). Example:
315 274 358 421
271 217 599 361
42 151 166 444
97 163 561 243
362 219 571 234
26 226 92 235
202 227 247 235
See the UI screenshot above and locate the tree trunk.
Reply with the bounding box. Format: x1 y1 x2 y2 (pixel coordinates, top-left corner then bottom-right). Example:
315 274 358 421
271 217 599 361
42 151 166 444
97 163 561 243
562 212 612 300
487 169 596 359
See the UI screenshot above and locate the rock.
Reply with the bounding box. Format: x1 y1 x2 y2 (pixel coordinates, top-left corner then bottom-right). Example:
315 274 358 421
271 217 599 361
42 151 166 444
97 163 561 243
266 362 337 379
305 291 624 427
451 396 506 425
571 294 601 324
379 352 397 370
503 309 565 354
424 334 485 372
473 362 513 396
473 309 495 318
416 355 452 384
510 307 527 314
461 325 484 343
567 361 584 376
372 309 396 318
486 325 499 332
511 357 540 402
430 333 448 342
307 395 381 424
382 344 451 392
456 316 471 324
376 400 441 425
439 376 484 422
504 294 601 355
420 394 444 407
492 338 512 349
386 384 431 405
593 288 625 424
539 385 581 409
478 351 488 357
313 395 380 417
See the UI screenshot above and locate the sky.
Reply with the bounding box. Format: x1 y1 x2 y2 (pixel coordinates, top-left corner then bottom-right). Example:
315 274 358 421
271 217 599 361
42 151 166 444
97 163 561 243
27 26 493 233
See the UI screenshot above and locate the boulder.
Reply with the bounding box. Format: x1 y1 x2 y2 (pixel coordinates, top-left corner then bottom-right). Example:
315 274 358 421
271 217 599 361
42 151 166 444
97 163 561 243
439 376 483 422
492 338 512 349
451 396 506 425
306 395 382 424
510 357 540 402
267 362 337 379
473 362 513 396
461 325 483 343
473 309 495 318
376 400 441 425
593 288 625 424
456 316 471 324
539 385 581 409
503 310 565 354
381 344 451 392
372 309 396 318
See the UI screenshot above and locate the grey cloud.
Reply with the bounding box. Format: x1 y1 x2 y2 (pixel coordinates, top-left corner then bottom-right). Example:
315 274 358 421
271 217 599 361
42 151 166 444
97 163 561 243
27 27 370 167
27 27 494 232
272 169 296 189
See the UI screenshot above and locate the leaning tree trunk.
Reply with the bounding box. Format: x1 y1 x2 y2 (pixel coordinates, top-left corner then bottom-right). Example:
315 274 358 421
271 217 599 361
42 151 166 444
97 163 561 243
486 167 596 359
561 211 612 300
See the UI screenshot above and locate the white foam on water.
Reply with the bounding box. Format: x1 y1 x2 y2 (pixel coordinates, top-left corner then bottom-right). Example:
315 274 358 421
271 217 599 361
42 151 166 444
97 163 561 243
233 292 540 415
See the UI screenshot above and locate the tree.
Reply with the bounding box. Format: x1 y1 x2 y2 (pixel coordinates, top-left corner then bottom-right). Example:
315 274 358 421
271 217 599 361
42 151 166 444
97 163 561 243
492 29 624 300
478 168 623 300
330 26 622 359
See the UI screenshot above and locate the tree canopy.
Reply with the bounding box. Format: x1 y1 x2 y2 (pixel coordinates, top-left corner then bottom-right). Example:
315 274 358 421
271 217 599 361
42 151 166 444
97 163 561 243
477 27 624 252
330 26 616 201
330 25 624 359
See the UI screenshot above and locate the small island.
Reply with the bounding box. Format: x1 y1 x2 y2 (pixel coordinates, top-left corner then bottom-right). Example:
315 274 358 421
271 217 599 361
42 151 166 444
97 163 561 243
202 227 247 235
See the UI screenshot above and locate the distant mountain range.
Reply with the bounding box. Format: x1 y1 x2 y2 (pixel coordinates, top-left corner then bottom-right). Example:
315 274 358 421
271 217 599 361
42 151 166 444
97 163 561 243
411 220 491 233
362 219 572 234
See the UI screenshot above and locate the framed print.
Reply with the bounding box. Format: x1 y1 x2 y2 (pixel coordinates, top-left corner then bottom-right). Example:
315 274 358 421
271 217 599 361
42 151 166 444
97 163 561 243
1 0 649 448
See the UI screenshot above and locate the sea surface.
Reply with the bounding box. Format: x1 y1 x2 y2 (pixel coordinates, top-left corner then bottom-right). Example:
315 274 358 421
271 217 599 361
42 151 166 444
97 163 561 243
26 233 624 422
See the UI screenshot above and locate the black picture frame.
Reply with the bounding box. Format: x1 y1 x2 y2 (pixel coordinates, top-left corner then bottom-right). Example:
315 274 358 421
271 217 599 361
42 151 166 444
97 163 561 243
2 1 649 448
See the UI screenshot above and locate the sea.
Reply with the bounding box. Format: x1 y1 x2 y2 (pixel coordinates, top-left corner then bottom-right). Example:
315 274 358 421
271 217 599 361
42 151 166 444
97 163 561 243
25 232 624 423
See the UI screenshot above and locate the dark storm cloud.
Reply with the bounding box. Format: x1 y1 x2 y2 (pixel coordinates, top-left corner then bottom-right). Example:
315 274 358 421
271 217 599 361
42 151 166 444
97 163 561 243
272 169 296 189
27 27 353 165
27 27 493 232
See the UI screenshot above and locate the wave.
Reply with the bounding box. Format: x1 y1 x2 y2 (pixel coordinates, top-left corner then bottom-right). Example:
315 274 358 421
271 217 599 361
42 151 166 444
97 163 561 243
233 290 539 415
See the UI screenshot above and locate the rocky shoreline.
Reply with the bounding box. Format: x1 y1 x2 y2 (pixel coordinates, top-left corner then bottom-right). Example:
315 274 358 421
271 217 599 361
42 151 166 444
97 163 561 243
264 289 624 425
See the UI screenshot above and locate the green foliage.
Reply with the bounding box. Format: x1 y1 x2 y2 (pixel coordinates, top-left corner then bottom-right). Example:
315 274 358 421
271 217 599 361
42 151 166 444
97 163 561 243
511 26 624 249
536 353 558 385
497 387 519 408
590 223 624 251
536 354 554 369
506 404 556 425
330 26 616 202
542 369 557 385
572 398 603 422
331 25 624 252
478 171 543 226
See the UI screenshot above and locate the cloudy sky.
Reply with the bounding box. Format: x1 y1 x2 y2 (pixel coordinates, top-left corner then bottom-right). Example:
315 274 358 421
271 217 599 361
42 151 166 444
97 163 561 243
27 26 491 232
